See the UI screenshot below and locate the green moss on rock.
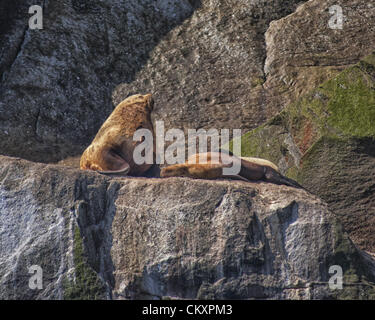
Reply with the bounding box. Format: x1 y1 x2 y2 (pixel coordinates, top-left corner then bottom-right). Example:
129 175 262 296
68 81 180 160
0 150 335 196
229 53 375 280
322 69 375 138
251 77 266 88
230 123 294 169
63 225 107 300
233 53 375 173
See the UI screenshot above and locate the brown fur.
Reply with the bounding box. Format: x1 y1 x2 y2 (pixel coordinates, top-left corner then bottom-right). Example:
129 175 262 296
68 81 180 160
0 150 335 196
161 152 303 188
80 93 154 176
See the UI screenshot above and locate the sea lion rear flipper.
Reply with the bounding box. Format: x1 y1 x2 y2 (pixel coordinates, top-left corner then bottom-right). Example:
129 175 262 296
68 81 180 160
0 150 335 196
265 169 305 190
277 176 304 189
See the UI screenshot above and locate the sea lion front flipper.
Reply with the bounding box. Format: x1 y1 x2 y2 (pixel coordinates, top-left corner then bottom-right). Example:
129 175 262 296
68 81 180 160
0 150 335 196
98 162 130 177
95 147 132 177
98 148 131 176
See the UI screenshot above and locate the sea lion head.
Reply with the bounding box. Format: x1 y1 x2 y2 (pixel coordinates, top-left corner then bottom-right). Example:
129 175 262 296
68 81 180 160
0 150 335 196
80 93 155 176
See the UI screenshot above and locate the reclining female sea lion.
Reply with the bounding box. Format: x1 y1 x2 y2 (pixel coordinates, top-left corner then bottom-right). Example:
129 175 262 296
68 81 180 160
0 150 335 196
160 152 304 189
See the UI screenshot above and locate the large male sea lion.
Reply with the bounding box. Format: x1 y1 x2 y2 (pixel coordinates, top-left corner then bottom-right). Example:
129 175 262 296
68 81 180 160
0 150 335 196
80 93 155 176
160 152 304 189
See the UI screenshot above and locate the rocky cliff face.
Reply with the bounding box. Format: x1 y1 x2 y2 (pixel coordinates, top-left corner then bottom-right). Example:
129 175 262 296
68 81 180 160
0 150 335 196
1 156 375 300
236 54 375 254
0 0 202 162
0 0 306 163
114 0 306 137
264 0 375 115
1 0 373 162
226 0 375 255
1 0 374 300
